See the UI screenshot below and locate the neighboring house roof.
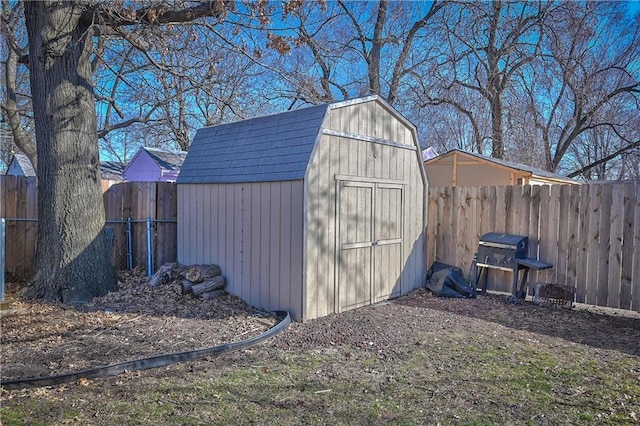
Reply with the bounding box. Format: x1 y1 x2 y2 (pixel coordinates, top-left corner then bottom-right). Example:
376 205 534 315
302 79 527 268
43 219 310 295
5 153 125 180
122 146 187 182
5 153 35 176
100 161 125 181
178 103 329 184
139 146 187 172
426 149 578 184
421 147 438 161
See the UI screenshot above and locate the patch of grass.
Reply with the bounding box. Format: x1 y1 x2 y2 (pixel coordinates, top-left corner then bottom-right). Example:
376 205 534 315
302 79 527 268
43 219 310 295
0 396 69 426
0 407 31 426
3 308 639 425
3 347 638 426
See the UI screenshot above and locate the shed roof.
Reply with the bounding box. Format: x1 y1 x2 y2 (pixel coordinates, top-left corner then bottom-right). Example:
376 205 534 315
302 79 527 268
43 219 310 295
178 104 329 184
426 149 578 184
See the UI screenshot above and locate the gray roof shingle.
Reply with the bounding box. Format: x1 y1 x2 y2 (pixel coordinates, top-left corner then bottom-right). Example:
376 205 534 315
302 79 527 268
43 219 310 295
142 147 187 172
177 104 329 184
100 161 125 180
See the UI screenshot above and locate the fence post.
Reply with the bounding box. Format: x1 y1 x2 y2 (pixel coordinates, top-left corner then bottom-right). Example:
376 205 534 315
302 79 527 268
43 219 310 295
126 217 133 270
146 216 154 277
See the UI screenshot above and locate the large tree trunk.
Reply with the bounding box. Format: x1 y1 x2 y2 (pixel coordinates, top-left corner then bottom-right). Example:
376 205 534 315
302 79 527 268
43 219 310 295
24 1 117 303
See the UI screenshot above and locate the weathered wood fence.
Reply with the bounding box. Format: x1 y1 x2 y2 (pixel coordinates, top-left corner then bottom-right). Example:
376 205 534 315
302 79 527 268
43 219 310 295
1 176 37 281
427 183 639 311
1 176 177 281
2 176 638 311
103 181 177 271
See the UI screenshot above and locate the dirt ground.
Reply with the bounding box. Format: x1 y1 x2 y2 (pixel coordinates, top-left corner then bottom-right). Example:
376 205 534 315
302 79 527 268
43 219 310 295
1 268 639 424
0 269 282 380
2 269 638 381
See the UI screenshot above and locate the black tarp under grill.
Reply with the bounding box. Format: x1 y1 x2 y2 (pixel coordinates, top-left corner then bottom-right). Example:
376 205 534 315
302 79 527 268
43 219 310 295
426 262 476 298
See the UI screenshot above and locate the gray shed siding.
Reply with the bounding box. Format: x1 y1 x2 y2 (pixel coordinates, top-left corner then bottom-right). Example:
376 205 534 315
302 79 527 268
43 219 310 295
178 181 305 319
303 100 426 319
177 96 426 321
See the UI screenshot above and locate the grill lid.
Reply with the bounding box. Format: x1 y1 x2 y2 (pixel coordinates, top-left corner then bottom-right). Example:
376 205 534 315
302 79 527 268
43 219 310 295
478 233 528 250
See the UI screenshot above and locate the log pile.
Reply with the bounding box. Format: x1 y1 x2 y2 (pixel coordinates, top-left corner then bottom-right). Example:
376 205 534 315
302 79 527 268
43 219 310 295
147 263 226 299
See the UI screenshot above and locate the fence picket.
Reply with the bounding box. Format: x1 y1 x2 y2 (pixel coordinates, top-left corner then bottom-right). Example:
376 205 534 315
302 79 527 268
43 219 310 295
469 187 481 277
455 187 471 270
438 187 452 264
633 184 640 311
427 187 438 267
619 183 635 310
14 177 27 279
544 186 560 286
607 184 625 309
586 184 603 306
527 185 542 291
575 184 591 303
4 177 20 280
566 185 580 300
596 185 613 306
25 177 38 277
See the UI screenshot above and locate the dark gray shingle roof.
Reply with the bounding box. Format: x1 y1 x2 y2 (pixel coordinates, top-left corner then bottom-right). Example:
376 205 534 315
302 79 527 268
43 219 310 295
177 104 329 184
142 147 187 172
100 161 125 180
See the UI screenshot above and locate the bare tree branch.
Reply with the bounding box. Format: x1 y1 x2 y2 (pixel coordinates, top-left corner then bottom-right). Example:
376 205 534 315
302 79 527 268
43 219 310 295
568 140 640 178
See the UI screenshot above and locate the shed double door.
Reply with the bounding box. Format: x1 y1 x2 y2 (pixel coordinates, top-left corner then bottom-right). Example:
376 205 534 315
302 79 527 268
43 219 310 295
335 178 404 312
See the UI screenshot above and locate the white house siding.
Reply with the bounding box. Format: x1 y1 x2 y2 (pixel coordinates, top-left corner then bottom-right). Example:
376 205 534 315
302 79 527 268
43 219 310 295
303 103 426 320
177 181 305 319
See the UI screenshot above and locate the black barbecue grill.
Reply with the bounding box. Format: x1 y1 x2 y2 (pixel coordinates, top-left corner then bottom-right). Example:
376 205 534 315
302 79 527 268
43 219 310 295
474 233 553 304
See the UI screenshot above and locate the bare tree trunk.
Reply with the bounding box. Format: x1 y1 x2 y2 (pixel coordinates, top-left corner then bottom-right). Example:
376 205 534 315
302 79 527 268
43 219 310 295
24 1 117 303
367 0 388 96
489 93 504 159
487 0 504 159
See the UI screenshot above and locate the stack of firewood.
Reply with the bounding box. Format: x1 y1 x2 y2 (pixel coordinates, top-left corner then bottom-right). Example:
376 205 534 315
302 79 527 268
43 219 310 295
147 263 226 299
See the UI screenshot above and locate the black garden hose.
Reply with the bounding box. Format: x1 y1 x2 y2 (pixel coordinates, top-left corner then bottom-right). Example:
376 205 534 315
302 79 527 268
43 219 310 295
1 310 291 390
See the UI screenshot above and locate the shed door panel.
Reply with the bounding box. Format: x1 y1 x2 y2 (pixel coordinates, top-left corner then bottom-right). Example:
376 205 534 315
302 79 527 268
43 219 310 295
337 182 373 311
336 180 404 313
374 184 403 301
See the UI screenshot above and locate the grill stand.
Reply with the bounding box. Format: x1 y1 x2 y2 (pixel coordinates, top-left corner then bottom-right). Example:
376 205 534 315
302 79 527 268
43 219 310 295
473 257 553 304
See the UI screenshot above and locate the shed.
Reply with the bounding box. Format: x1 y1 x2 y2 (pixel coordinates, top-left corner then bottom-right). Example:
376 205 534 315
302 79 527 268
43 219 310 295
123 146 187 182
177 96 427 321
424 149 579 187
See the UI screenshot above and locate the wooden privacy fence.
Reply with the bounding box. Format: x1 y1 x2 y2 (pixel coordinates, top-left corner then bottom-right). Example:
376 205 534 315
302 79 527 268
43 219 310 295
103 181 177 271
3 175 638 312
427 183 639 312
1 176 177 281
1 176 38 281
